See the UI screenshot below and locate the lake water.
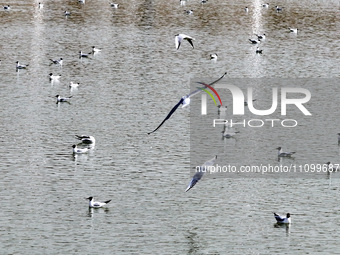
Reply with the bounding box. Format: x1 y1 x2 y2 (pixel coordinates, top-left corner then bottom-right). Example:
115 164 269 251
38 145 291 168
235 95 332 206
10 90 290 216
0 0 340 254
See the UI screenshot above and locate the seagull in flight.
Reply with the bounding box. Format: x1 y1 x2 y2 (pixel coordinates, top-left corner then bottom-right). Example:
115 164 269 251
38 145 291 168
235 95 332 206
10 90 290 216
175 34 195 50
274 213 291 224
148 72 227 134
86 197 111 208
186 155 217 192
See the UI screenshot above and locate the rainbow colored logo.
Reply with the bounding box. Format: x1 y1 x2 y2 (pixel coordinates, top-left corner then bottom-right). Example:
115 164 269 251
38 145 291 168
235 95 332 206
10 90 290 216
197 82 223 106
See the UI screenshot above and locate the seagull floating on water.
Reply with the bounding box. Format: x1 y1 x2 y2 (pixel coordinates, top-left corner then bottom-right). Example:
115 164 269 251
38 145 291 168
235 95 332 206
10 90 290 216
56 94 72 103
262 3 269 8
78 0 85 4
73 144 88 154
210 53 218 60
222 125 239 138
3 5 10 10
288 27 298 33
275 6 283 12
38 2 43 9
49 58 63 66
274 213 291 224
16 61 28 69
186 155 217 192
87 197 111 208
148 72 227 134
244 7 248 12
249 39 260 44
64 10 71 16
110 3 119 8
69 82 79 89
276 147 295 157
255 47 263 54
255 33 266 41
91 46 102 53
79 51 90 58
175 34 195 50
49 73 61 81
184 9 193 15
75 135 95 144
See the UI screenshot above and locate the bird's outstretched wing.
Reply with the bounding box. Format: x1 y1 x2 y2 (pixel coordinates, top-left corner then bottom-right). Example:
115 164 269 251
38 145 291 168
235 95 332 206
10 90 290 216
175 35 181 50
185 172 203 192
186 155 217 192
187 38 194 49
147 72 226 134
147 97 185 134
187 72 227 98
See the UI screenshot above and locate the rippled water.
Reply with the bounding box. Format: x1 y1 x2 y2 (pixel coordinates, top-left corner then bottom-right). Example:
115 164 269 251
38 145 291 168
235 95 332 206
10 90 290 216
0 0 340 254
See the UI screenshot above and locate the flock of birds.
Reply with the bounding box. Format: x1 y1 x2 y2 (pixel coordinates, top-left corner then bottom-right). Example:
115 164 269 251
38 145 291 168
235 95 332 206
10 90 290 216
1 1 115 208
2 1 337 225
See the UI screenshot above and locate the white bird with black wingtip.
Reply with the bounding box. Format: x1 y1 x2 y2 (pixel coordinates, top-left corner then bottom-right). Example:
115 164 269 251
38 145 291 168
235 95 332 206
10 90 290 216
175 34 195 50
75 135 95 145
274 213 291 224
86 197 111 208
186 155 217 192
276 147 295 157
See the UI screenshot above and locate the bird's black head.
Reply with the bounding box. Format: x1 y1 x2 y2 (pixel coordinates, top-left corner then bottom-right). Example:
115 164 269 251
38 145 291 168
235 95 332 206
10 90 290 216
86 197 93 201
286 213 291 218
72 144 76 148
276 147 281 150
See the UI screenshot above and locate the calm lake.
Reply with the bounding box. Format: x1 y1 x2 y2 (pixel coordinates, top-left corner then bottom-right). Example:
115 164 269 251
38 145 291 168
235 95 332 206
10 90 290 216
0 0 340 254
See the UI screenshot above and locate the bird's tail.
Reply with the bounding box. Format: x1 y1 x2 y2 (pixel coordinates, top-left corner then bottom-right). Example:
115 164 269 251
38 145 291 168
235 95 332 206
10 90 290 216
104 200 111 204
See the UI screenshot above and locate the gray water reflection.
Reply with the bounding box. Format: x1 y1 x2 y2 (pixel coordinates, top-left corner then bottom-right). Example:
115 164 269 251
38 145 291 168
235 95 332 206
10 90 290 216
0 0 340 254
